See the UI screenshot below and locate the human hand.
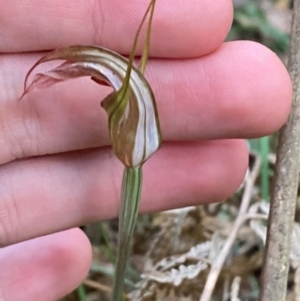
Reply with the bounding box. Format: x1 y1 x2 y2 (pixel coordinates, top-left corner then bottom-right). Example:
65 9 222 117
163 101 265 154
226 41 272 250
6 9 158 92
0 0 291 300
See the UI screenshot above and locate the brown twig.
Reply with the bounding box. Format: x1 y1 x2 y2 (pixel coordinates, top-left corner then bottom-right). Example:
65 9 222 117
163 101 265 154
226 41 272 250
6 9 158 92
294 265 300 301
199 156 261 301
83 279 113 293
230 276 241 301
244 213 268 221
259 1 300 300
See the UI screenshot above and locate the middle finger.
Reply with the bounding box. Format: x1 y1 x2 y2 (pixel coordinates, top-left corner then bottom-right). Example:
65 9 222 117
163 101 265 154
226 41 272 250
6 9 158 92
0 139 248 246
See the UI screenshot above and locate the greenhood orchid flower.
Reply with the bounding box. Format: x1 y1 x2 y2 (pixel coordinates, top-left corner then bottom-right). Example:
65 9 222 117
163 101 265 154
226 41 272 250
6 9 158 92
21 1 160 300
22 45 161 167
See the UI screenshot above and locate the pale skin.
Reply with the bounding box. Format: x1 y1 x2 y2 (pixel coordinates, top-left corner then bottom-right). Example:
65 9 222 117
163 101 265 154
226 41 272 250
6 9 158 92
0 0 292 300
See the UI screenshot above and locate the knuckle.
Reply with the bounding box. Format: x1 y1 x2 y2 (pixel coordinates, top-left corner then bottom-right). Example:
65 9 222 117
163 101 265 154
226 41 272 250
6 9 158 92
0 100 42 163
0 174 22 246
0 197 19 247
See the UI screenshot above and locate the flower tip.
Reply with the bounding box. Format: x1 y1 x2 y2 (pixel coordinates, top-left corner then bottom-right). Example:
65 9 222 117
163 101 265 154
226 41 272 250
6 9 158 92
18 90 27 101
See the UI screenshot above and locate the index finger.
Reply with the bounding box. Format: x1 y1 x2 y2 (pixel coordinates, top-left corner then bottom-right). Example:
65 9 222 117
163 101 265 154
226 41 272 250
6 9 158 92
0 0 233 57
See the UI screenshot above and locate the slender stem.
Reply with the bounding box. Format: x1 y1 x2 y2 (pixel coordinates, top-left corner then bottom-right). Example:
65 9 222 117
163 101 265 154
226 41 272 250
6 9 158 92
98 222 116 263
111 166 142 301
259 1 300 300
76 284 87 301
260 136 270 201
199 155 261 301
83 279 114 294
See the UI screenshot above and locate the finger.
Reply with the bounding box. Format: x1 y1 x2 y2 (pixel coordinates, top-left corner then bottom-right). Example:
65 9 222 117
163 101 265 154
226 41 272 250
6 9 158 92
0 0 233 57
0 228 92 301
0 41 291 164
0 139 248 246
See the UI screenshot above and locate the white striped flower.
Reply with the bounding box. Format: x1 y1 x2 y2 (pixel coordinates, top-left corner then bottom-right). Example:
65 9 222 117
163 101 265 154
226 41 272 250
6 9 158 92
21 2 160 300
21 45 162 167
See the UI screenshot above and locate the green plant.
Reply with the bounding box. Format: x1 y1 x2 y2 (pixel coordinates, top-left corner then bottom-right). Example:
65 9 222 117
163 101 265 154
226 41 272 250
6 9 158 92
20 1 159 300
229 1 289 54
76 284 87 301
249 136 271 201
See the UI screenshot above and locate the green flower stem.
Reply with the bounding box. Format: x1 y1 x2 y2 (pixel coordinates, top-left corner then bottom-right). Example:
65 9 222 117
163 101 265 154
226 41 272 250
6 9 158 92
76 284 87 301
112 166 142 301
260 136 270 201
